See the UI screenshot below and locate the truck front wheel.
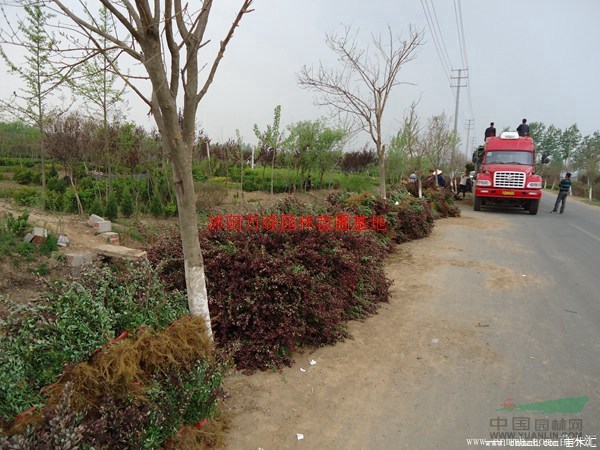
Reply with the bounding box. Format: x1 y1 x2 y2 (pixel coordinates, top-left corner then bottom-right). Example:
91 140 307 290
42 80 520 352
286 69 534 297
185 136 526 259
473 194 482 211
529 199 539 215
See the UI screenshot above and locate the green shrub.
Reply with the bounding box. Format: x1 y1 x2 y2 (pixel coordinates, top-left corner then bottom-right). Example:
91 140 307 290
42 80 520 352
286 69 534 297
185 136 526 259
13 167 33 185
5 210 30 236
336 173 377 193
0 287 114 421
105 192 119 220
0 316 225 449
39 234 58 256
120 186 134 218
48 166 59 178
87 197 103 216
195 180 227 211
164 202 177 217
47 177 67 194
0 262 189 424
150 192 164 217
423 188 461 218
77 262 188 334
45 190 65 212
0 188 16 199
13 187 40 207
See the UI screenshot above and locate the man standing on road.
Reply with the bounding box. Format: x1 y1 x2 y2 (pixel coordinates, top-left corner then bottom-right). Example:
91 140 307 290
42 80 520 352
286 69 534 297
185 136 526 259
517 118 530 137
485 122 496 140
551 172 572 214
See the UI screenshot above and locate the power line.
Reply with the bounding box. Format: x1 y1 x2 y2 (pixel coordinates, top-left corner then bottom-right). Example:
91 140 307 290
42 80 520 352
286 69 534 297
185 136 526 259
420 0 451 78
453 0 474 124
429 0 454 75
421 0 475 139
456 0 469 68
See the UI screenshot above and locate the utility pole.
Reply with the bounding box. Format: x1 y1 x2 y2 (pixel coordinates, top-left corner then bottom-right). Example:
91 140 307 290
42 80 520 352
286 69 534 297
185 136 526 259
451 68 467 174
465 119 474 159
451 69 468 136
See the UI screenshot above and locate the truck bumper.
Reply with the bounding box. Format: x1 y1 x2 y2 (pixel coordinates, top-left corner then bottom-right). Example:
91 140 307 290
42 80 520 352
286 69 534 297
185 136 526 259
475 188 542 200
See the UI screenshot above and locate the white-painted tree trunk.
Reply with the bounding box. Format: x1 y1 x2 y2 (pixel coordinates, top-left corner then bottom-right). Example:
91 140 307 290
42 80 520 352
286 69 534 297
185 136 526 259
185 261 212 337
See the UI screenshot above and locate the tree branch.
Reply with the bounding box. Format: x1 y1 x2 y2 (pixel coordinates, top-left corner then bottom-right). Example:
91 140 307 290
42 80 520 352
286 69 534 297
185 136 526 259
196 0 254 105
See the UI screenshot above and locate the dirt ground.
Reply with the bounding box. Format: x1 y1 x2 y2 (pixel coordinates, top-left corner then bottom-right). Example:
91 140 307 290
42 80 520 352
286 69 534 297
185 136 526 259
0 188 339 305
221 198 499 449
0 198 152 305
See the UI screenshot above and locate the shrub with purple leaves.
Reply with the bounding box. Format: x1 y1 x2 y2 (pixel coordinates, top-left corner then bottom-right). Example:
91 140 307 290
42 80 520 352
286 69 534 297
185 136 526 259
327 190 436 244
148 218 391 372
422 188 461 218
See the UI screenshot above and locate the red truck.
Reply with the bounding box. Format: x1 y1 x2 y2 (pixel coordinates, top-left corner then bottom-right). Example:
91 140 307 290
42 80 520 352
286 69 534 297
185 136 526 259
472 131 544 215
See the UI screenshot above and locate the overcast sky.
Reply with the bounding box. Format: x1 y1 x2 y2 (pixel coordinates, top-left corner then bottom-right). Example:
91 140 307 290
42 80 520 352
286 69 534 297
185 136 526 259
1 0 599 155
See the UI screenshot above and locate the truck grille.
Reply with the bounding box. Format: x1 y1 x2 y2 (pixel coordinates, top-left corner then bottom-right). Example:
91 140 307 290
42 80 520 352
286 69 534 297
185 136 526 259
494 171 525 188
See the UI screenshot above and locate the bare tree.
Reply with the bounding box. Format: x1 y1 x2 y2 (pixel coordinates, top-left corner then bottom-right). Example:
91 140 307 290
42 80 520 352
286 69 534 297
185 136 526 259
298 25 423 198
50 0 254 337
394 100 426 197
421 113 459 187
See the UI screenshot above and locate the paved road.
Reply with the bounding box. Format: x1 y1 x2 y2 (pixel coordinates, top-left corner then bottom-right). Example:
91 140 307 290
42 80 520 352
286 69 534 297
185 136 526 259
380 193 600 449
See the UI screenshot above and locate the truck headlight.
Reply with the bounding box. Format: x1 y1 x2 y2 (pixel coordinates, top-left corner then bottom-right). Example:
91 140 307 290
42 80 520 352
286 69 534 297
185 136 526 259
476 179 491 186
527 181 542 188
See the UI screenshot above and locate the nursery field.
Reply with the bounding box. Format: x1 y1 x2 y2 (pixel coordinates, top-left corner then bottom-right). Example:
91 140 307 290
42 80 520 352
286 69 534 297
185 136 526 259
0 179 460 447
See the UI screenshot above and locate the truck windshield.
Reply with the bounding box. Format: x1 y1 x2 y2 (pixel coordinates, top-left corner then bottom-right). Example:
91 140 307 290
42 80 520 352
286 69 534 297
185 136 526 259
484 151 532 165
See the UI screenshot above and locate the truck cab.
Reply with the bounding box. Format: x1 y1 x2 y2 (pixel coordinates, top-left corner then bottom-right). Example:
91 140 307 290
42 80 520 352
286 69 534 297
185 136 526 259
472 131 543 215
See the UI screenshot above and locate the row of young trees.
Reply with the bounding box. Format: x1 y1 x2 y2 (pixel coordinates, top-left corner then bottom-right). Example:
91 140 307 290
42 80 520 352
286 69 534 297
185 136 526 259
2 115 369 173
529 122 600 186
385 103 461 197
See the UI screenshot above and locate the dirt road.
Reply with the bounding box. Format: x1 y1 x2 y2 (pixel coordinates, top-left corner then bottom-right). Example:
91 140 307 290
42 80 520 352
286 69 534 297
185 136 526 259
223 209 501 449
223 204 600 449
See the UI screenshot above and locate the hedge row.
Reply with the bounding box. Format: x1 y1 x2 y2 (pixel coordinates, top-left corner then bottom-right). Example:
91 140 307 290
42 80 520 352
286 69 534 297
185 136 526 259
148 191 459 372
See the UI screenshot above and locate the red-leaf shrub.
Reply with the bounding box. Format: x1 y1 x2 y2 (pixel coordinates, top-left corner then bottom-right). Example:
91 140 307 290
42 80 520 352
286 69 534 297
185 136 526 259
423 188 461 218
147 225 391 372
326 190 436 244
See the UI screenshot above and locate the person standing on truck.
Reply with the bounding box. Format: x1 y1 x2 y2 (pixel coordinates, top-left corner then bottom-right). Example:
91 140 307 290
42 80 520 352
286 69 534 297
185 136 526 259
485 122 496 139
517 118 530 137
551 172 572 214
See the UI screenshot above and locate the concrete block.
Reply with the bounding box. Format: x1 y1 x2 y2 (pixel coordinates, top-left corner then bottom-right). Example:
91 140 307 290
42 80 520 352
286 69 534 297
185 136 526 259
93 220 112 234
33 227 48 237
57 235 69 247
101 232 119 245
32 227 48 245
88 214 105 227
66 252 94 268
23 233 34 243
